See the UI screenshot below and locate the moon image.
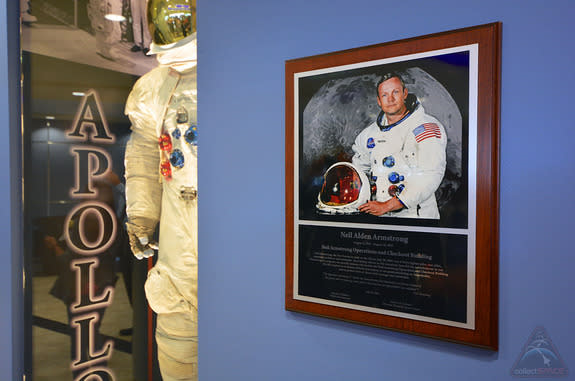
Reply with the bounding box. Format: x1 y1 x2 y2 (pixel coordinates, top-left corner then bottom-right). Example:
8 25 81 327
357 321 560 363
301 67 463 209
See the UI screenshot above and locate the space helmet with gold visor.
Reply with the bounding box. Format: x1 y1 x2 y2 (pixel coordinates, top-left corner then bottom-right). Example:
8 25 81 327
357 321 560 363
147 0 196 53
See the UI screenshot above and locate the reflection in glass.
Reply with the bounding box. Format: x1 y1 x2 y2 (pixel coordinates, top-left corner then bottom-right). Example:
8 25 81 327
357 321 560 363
147 0 196 45
21 0 166 378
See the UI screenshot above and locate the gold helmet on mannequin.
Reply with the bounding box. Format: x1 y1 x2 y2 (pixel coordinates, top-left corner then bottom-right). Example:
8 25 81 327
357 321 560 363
147 0 196 49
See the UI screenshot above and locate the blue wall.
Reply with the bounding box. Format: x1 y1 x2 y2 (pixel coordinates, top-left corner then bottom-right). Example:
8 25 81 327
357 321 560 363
1 0 574 380
197 0 574 380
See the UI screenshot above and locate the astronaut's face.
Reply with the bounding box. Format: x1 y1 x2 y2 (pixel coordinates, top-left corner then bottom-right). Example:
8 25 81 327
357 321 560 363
377 77 408 119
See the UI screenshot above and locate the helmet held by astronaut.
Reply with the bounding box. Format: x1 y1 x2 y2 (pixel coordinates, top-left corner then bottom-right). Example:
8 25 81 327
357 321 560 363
316 162 371 215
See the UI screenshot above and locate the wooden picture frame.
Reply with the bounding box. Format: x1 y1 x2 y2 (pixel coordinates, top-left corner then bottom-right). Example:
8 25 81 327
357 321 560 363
285 22 500 349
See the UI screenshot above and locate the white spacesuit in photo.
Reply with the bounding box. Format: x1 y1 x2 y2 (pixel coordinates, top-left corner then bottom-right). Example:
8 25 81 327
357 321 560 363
124 1 197 379
352 100 447 218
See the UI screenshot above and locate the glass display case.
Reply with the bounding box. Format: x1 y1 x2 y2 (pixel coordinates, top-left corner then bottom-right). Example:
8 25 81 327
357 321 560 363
20 0 197 379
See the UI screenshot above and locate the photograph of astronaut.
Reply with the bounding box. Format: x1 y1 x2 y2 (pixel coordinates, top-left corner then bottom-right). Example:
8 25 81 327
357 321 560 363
297 50 471 229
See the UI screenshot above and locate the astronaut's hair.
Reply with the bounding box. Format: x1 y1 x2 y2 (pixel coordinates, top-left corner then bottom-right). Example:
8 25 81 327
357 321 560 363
376 72 406 97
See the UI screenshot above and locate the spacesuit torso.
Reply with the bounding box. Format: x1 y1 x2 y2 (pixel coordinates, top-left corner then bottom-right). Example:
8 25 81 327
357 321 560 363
352 103 447 219
125 65 198 313
125 64 198 380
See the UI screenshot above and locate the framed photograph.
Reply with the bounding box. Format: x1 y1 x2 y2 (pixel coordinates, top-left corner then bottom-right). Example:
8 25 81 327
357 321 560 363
285 22 500 349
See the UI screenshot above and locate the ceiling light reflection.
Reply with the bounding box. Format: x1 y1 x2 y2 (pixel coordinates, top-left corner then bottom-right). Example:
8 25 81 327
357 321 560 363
105 14 126 22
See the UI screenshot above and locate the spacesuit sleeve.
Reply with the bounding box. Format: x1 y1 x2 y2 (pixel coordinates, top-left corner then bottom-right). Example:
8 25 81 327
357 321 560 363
124 76 163 223
351 128 372 175
397 123 447 209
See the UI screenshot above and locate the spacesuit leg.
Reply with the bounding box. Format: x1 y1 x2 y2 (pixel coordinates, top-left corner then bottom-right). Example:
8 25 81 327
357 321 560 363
131 0 152 49
156 310 198 381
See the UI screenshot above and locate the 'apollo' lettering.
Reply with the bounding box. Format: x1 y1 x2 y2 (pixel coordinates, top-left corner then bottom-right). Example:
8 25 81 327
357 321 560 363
64 201 117 256
70 146 113 198
66 90 116 143
74 367 115 381
65 89 117 379
70 312 114 370
69 258 114 312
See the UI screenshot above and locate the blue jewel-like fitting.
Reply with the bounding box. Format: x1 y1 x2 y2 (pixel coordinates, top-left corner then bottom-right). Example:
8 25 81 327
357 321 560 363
382 156 395 168
388 172 404 184
185 125 198 145
170 149 185 169
172 128 181 139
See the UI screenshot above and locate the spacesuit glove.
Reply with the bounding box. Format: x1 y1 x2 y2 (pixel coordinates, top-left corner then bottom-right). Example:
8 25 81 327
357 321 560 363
126 217 159 260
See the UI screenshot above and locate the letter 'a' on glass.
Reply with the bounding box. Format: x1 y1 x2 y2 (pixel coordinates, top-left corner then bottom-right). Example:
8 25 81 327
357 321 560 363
147 0 196 46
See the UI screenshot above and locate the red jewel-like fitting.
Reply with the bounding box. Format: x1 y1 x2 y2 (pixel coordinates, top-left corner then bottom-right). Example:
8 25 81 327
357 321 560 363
159 133 173 152
160 160 172 180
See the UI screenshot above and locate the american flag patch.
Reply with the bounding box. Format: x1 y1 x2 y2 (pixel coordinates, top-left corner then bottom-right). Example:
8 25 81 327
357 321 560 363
413 123 441 143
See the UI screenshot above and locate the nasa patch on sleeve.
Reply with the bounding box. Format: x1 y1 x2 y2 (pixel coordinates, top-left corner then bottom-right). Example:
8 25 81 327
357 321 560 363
366 137 375 149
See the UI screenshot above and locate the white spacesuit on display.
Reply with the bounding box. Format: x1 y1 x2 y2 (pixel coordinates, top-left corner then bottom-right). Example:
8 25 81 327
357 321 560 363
124 1 198 379
352 73 447 219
